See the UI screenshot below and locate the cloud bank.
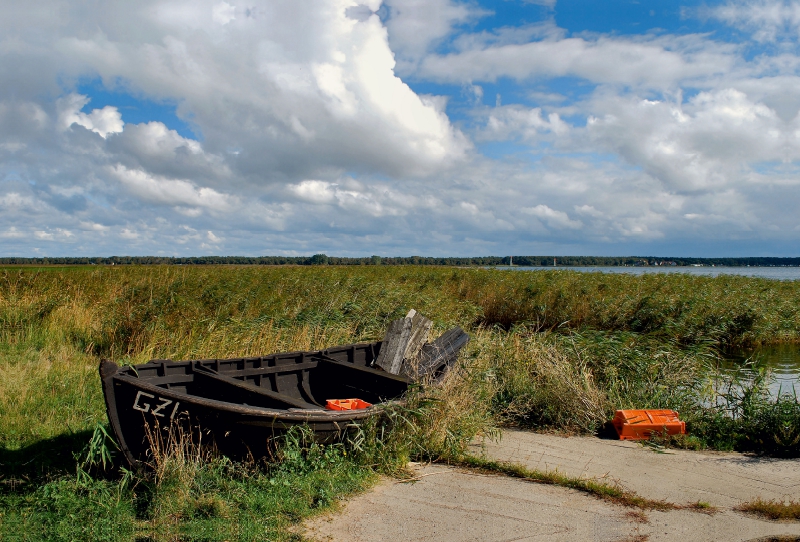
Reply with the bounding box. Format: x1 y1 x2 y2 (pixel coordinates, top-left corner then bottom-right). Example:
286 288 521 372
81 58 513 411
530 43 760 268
2 0 800 256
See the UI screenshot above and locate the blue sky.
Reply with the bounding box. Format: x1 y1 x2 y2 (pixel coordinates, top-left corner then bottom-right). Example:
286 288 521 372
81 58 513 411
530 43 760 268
2 0 800 257
76 79 198 139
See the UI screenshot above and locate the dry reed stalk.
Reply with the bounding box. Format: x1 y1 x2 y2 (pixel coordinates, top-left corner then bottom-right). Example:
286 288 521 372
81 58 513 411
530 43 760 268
140 420 222 523
467 328 607 432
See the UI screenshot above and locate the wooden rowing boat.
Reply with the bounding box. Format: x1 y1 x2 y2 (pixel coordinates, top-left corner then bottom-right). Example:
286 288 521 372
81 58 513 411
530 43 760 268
100 326 469 466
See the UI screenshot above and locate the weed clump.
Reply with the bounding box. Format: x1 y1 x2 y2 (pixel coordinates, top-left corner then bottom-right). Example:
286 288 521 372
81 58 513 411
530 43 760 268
737 393 800 457
737 498 800 521
457 455 676 511
687 363 800 456
478 328 607 433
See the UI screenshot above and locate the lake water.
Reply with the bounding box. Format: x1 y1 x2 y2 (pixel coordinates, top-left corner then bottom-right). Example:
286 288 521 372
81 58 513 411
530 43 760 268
722 344 800 397
498 265 800 281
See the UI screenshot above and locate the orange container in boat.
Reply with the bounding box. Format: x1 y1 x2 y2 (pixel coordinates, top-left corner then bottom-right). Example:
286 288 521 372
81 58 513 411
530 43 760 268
612 409 686 440
325 398 373 411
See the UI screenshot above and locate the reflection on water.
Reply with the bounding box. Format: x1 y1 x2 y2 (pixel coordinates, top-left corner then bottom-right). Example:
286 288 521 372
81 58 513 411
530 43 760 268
722 344 800 397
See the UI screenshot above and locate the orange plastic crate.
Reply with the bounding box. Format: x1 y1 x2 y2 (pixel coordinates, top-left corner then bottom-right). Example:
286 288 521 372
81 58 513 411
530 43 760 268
612 409 686 440
325 398 373 411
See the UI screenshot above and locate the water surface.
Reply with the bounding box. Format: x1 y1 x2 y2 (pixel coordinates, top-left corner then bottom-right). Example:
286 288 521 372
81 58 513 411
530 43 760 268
498 266 800 281
721 344 800 397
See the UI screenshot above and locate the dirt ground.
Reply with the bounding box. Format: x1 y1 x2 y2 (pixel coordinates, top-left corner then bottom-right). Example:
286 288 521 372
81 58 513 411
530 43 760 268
304 431 800 542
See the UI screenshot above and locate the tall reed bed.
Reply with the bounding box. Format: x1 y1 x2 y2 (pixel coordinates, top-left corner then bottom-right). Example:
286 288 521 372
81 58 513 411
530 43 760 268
3 265 799 357
451 268 800 345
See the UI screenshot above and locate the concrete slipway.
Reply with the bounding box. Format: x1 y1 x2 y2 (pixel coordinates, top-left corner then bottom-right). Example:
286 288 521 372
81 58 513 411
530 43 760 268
304 430 800 542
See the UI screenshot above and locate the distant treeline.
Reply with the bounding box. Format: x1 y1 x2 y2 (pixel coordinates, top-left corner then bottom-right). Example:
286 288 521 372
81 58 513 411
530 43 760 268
1 255 800 267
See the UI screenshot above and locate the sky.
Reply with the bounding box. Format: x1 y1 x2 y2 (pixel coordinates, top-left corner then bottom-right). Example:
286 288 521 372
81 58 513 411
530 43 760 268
3 0 800 257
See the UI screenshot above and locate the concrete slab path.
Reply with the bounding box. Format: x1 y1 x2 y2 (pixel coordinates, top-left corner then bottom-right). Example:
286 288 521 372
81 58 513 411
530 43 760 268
304 431 800 542
306 466 645 542
472 430 800 509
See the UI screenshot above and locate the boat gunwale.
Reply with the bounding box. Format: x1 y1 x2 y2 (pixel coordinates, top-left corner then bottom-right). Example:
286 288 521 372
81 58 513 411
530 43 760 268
132 340 387 372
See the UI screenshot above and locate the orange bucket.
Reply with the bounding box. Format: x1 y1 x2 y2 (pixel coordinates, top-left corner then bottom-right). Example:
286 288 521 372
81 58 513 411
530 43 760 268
325 398 373 411
612 409 686 440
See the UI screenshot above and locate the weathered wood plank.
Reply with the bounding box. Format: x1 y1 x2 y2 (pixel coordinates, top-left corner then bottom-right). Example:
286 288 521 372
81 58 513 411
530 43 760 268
375 317 412 374
404 311 433 361
417 326 470 379
398 310 433 377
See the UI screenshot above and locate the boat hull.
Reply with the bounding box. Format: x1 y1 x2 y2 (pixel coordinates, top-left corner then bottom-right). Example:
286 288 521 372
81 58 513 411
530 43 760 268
100 341 409 466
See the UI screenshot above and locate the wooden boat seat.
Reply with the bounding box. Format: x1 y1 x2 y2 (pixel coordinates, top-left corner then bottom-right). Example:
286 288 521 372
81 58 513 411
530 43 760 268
192 364 323 410
215 361 319 378
312 354 409 382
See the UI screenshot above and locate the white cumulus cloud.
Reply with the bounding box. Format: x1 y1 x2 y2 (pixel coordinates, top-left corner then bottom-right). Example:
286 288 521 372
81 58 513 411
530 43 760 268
111 164 236 212
57 94 124 138
587 89 790 192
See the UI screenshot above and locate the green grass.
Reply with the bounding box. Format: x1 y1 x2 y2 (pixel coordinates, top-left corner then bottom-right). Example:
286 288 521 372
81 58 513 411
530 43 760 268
2 427 376 541
2 265 799 539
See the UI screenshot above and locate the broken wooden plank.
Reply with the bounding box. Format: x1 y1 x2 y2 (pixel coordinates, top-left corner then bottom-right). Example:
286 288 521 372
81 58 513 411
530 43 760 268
375 317 412 374
398 310 433 377
417 327 469 379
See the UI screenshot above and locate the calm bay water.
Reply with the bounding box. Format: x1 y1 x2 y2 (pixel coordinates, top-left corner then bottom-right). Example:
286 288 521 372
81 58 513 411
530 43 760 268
498 265 800 281
723 344 800 397
497 265 800 393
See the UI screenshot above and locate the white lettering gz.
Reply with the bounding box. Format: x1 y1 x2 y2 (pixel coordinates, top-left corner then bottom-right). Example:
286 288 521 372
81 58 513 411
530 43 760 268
132 391 181 420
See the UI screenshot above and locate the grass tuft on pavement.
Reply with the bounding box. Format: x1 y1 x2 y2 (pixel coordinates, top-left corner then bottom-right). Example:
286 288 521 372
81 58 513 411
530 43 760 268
737 498 800 521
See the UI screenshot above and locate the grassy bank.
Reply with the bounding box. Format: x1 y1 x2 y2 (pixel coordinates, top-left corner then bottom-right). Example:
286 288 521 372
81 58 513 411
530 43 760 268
3 425 378 540
2 266 799 539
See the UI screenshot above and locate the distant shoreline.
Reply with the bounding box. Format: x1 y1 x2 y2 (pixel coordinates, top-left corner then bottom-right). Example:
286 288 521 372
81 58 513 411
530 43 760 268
1 255 799 267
